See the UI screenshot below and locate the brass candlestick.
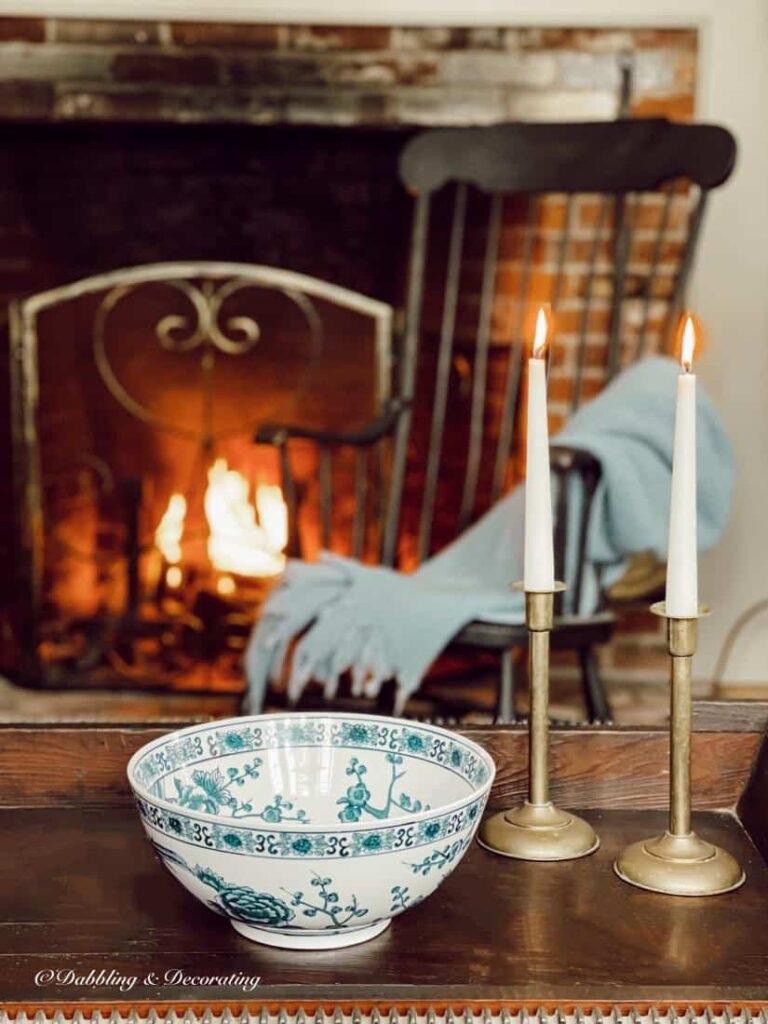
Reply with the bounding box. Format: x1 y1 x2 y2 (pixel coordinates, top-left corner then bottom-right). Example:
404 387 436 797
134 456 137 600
479 583 599 861
615 602 745 896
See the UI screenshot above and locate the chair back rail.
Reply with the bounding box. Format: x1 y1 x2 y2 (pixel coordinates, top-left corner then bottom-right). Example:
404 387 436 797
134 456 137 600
398 120 736 194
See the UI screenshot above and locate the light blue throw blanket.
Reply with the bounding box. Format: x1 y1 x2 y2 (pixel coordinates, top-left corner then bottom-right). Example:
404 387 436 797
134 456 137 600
245 357 733 713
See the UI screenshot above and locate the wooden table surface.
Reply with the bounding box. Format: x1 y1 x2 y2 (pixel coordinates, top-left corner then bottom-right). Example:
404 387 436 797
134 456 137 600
3 804 767 1007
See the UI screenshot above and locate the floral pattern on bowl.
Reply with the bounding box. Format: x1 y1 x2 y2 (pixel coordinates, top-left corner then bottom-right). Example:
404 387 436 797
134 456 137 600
128 713 495 951
336 754 429 822
168 758 310 823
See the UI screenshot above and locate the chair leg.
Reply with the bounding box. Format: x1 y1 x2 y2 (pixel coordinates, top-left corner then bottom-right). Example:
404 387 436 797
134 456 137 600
375 678 398 715
496 648 517 723
578 646 612 724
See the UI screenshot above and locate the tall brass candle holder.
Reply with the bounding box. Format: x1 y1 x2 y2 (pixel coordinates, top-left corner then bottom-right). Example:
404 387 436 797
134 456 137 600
479 582 599 861
615 601 745 896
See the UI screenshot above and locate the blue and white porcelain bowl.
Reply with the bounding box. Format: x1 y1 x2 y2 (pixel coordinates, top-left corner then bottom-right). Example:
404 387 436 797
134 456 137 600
127 713 495 950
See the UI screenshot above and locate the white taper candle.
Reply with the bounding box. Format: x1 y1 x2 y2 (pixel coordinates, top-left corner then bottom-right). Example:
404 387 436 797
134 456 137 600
665 315 698 617
523 307 555 592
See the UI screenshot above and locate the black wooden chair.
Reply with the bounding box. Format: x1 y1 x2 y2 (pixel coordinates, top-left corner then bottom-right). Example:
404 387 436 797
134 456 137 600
255 118 737 722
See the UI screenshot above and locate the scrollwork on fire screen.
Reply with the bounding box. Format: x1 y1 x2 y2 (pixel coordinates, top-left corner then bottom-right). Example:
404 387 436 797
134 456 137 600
92 275 325 445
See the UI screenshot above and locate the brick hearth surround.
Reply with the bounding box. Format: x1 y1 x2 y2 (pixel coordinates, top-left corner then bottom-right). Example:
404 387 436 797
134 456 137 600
0 17 698 694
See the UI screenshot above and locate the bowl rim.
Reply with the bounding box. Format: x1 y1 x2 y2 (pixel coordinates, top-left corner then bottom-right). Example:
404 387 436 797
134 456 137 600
126 711 496 832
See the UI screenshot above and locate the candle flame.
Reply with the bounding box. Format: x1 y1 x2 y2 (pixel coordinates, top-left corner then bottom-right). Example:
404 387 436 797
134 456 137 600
532 304 552 359
680 313 696 373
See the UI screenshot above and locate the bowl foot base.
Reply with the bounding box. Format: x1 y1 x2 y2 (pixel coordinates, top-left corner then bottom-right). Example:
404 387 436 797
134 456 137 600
231 917 391 950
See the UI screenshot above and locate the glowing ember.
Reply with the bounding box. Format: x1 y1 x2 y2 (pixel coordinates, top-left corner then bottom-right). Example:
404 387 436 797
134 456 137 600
155 493 187 565
217 574 236 597
165 565 183 589
204 458 287 578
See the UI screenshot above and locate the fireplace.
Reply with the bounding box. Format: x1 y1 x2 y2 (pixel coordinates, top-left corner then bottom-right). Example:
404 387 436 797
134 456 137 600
10 256 398 692
0 18 699 695
1 121 412 691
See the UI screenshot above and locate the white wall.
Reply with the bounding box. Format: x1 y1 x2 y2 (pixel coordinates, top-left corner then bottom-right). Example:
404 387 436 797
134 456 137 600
685 0 768 684
3 0 768 683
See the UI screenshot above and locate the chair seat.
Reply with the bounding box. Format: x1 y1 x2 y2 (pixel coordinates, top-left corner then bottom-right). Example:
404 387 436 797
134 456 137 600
452 610 616 651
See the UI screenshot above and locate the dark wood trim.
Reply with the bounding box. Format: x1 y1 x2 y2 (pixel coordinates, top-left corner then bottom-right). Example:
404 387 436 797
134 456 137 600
476 728 760 812
692 699 768 733
0 724 180 807
0 708 764 811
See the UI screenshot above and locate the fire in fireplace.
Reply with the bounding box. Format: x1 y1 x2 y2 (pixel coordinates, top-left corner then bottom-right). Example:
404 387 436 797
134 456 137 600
142 456 290 692
155 458 288 597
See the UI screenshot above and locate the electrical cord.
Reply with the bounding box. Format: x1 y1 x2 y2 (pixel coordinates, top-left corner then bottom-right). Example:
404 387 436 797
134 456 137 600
710 596 768 687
